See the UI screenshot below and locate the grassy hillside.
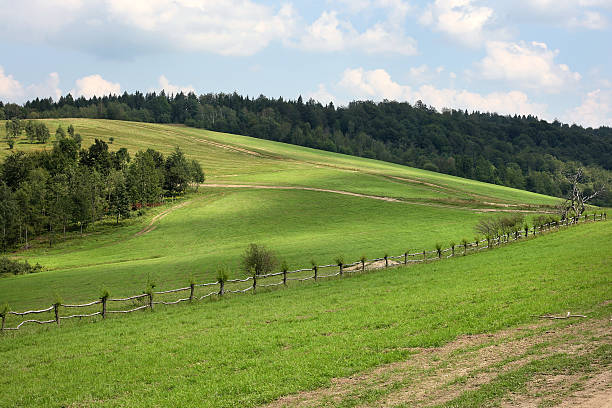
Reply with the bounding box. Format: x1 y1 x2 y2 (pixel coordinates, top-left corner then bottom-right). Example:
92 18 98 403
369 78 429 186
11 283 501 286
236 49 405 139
1 221 610 407
0 119 563 310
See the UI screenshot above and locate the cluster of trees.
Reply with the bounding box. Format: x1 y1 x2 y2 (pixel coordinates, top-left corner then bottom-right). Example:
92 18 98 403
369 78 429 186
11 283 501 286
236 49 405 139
1 92 610 205
0 124 205 251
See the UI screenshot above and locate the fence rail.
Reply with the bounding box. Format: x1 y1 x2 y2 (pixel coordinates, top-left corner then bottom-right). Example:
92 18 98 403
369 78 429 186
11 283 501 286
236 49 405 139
0 212 606 332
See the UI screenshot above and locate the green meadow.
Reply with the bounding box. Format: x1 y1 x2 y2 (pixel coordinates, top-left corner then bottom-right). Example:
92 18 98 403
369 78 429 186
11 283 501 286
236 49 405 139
0 119 560 310
1 119 609 407
0 221 610 407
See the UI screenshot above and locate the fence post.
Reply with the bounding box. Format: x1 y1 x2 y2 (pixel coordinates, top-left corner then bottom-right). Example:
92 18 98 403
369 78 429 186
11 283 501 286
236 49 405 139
101 296 107 319
404 252 408 265
1 313 5 332
54 303 60 325
423 250 426 261
384 255 388 268
148 293 153 311
252 274 257 293
283 269 287 286
313 266 318 281
339 263 343 276
218 280 224 296
593 213 596 222
189 283 195 302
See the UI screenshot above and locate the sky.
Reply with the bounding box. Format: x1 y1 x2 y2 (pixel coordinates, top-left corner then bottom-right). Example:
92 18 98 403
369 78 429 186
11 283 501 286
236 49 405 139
0 0 611 128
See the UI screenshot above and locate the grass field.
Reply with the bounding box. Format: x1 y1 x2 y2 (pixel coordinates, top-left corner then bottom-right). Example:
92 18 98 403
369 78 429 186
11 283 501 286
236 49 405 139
1 221 610 407
0 119 563 310
0 119 609 407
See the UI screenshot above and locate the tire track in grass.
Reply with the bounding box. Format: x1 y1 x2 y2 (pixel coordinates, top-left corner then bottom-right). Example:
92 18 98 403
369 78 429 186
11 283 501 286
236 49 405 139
134 199 194 236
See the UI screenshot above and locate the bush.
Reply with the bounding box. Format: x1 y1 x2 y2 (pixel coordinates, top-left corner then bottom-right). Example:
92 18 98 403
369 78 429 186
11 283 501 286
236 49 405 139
0 257 44 277
241 243 277 275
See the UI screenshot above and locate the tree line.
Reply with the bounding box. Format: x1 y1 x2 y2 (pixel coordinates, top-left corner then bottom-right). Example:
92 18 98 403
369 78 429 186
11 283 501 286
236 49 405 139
1 91 610 205
0 122 204 251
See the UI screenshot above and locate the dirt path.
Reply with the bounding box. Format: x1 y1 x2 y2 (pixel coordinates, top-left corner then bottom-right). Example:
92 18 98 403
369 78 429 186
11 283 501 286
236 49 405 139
201 183 550 213
135 200 194 236
262 316 611 408
202 183 402 203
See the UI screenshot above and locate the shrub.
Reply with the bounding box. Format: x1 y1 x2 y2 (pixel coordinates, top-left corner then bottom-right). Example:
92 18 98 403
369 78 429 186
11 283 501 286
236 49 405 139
0 257 44 277
216 265 230 283
242 243 277 275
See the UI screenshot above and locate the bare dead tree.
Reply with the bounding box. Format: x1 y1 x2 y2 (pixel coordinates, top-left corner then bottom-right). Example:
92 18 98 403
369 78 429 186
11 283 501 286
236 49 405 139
557 168 606 220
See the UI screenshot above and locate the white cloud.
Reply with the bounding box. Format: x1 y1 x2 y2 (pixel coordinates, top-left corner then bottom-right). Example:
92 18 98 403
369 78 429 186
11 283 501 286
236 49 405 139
512 0 609 30
0 67 24 100
155 75 195 95
307 84 336 105
568 10 608 29
407 65 446 83
478 41 581 92
338 67 547 117
26 72 62 101
0 0 298 57
565 89 612 127
420 0 495 47
299 10 417 55
0 68 62 103
105 0 297 56
71 74 120 98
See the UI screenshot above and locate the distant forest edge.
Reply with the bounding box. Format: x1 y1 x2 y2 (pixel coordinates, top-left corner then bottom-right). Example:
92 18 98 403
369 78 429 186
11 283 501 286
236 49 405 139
1 91 610 205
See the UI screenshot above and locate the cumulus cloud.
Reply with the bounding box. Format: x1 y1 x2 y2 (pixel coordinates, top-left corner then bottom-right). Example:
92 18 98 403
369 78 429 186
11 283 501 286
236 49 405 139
71 74 121 98
565 89 612 127
307 84 336 105
0 67 24 100
0 67 62 102
477 41 581 92
155 75 195 95
299 10 417 55
0 0 298 57
338 67 547 117
420 0 496 47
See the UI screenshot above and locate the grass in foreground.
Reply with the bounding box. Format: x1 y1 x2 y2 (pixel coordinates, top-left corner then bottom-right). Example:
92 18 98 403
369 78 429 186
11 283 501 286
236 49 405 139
1 188 489 310
1 221 610 407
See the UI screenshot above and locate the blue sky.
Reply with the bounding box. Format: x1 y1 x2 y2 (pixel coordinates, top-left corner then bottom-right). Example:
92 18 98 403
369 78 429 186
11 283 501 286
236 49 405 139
1 0 611 127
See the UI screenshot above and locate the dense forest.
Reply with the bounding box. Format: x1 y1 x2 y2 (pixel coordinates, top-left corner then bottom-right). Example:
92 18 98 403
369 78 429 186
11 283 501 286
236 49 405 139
1 91 610 205
0 123 204 251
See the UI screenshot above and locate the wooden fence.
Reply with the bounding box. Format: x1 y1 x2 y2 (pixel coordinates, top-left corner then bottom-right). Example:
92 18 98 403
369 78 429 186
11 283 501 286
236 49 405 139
1 212 607 332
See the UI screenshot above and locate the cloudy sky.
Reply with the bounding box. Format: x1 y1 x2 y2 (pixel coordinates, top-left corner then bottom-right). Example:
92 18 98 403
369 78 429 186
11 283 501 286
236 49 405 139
1 0 611 127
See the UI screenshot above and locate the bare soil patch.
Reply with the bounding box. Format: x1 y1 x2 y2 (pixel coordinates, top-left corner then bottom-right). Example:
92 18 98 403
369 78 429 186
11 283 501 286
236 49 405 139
262 317 611 408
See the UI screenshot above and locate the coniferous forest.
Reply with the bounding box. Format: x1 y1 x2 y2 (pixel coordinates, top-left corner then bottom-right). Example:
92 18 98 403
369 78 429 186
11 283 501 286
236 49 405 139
1 91 610 206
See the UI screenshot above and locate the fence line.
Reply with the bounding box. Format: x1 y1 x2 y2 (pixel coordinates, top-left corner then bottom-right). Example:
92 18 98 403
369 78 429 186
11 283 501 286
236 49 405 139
0 213 606 332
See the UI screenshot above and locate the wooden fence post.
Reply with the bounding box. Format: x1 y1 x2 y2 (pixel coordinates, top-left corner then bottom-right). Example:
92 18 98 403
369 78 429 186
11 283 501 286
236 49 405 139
361 259 365 272
339 263 343 276
252 274 257 293
148 293 153 311
218 280 224 296
1 313 5 332
384 255 388 268
189 283 195 301
101 296 107 319
423 250 426 261
313 266 318 281
54 303 60 325
593 213 596 221
283 269 287 286
404 252 408 265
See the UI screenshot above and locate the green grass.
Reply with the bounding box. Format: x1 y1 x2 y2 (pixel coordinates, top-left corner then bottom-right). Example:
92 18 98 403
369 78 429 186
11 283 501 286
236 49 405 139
0 119 565 310
1 188 489 309
0 221 610 407
1 119 559 206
